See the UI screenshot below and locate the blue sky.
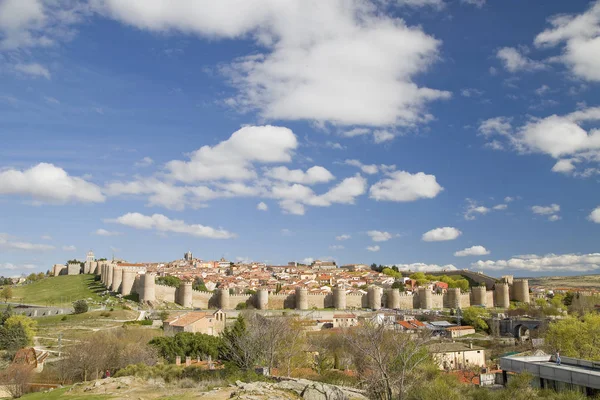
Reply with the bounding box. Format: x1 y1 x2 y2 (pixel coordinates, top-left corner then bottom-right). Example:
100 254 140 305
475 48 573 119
1 0 600 277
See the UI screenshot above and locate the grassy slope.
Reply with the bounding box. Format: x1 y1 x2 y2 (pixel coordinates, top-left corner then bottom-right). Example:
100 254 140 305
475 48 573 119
529 275 600 290
19 388 110 400
11 275 104 306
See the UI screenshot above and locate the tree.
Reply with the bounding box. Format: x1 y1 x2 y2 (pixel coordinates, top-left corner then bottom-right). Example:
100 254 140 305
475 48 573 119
0 364 32 398
461 307 491 332
1 286 12 303
73 299 89 314
2 315 36 345
150 332 222 363
344 323 433 400
0 323 29 355
156 276 181 288
392 281 405 291
192 277 208 292
545 313 600 360
220 314 261 370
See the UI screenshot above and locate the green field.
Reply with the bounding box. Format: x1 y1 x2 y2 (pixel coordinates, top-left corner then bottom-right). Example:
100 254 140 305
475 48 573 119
11 275 104 306
19 388 110 400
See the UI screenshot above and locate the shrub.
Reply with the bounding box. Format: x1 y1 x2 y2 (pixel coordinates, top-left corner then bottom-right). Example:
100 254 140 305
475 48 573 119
61 316 68 321
73 300 89 314
235 302 247 310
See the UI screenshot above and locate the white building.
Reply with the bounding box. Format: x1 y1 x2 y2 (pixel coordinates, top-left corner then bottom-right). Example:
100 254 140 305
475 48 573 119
428 342 486 370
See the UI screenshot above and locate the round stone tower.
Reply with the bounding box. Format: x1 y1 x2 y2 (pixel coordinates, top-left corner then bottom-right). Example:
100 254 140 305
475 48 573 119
446 288 461 309
141 272 156 303
295 287 308 310
495 283 510 308
111 266 123 293
89 261 98 275
471 286 487 307
178 281 193 308
512 279 530 303
121 269 137 296
368 286 383 310
218 288 230 309
100 264 105 284
52 264 63 277
387 289 401 309
106 264 114 290
256 288 269 310
333 286 347 310
418 287 433 309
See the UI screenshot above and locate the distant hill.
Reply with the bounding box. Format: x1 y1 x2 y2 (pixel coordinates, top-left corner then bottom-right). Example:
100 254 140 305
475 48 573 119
11 275 104 306
528 275 600 291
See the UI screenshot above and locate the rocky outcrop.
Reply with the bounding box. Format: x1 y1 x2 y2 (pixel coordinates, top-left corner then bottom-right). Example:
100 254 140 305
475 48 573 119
233 379 368 400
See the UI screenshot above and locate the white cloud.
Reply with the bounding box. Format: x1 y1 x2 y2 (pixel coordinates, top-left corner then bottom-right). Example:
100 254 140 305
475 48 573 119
0 263 36 271
62 245 76 251
461 88 484 97
393 263 457 272
463 199 496 220
535 85 551 96
370 170 443 202
454 245 490 257
534 1 600 82
367 245 380 252
367 230 393 242
301 257 314 265
396 0 445 9
264 166 334 184
532 204 561 221
257 201 268 211
422 227 462 242
94 229 122 236
344 159 379 175
336 234 351 241
166 125 297 183
496 47 545 72
589 206 600 223
531 204 560 215
99 0 450 128
134 157 154 167
493 204 507 211
108 212 236 239
552 159 577 174
14 63 50 79
0 233 55 251
0 163 105 204
329 245 344 250
479 117 512 137
373 130 395 144
341 128 371 138
504 196 515 203
473 253 600 272
461 0 485 7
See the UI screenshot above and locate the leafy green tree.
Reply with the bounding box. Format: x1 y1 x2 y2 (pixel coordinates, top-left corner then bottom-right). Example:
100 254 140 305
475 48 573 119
0 323 29 355
150 332 222 363
461 307 491 332
409 272 426 281
2 315 36 346
1 286 12 303
545 313 600 360
156 276 181 288
192 277 208 292
392 281 405 291
73 300 89 314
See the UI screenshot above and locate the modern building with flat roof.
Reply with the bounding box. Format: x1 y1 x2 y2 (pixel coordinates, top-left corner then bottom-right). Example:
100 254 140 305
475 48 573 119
500 355 600 396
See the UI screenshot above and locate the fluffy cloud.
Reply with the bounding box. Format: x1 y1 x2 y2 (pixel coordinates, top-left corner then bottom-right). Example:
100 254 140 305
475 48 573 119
0 263 36 271
336 234 351 241
534 1 600 82
0 163 105 204
461 0 486 7
396 0 445 9
329 245 344 250
454 245 490 257
134 157 154 167
369 171 443 202
588 206 600 223
166 125 297 183
97 0 450 128
14 63 51 79
94 229 122 236
62 245 76 251
496 47 545 72
532 204 561 221
463 200 491 220
257 202 268 211
344 159 379 175
422 227 462 242
0 233 55 251
473 253 600 272
481 107 600 175
479 117 512 137
264 166 334 184
367 245 380 252
0 0 85 50
392 263 457 272
373 130 395 144
367 230 394 242
108 213 236 239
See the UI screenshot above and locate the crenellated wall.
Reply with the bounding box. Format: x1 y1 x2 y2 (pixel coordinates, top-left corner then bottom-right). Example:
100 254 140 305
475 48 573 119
93 268 528 310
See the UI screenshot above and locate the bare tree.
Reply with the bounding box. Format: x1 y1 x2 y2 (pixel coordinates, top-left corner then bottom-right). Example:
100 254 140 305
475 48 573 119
343 323 433 400
0 364 32 398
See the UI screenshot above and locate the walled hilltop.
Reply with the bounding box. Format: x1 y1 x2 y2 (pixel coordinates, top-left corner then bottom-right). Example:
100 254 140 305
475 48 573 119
94 263 530 311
